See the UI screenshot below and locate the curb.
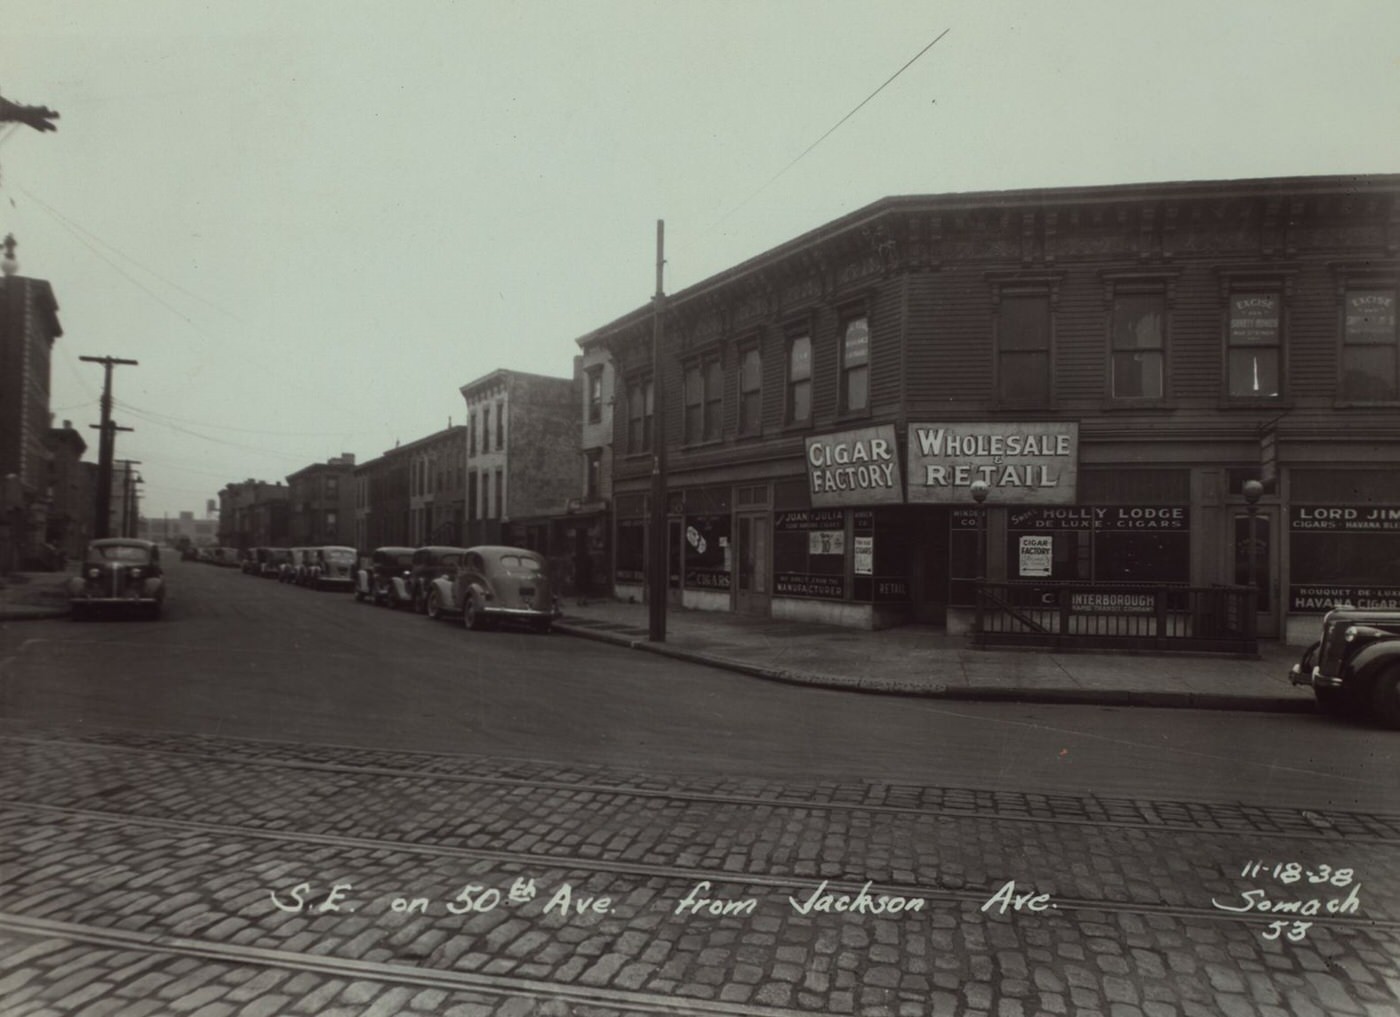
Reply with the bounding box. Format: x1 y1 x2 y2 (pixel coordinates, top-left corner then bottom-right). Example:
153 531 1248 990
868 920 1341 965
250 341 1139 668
555 622 1316 715
0 606 69 622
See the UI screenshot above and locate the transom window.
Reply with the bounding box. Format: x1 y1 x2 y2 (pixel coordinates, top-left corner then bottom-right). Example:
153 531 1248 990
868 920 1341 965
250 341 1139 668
1342 288 1398 401
840 316 870 412
1111 291 1166 399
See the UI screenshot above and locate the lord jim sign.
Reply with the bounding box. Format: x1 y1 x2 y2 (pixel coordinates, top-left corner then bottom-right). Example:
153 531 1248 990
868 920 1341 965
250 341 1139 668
804 425 903 508
907 422 1079 504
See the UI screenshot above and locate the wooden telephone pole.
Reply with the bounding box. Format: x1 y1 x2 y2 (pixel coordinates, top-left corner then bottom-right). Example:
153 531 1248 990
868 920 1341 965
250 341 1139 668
81 355 138 538
648 220 668 642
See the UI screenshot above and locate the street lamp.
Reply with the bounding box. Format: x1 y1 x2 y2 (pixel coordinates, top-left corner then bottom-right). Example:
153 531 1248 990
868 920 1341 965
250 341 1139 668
1242 479 1263 602
970 480 989 581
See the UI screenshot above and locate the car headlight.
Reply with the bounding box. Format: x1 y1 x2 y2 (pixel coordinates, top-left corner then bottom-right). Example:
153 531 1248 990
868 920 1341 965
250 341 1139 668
1345 626 1358 642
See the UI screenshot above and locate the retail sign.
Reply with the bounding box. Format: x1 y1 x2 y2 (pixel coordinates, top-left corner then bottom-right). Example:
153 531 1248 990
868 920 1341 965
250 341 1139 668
1291 506 1400 531
1007 506 1188 531
804 426 903 507
907 422 1078 504
1018 535 1052 577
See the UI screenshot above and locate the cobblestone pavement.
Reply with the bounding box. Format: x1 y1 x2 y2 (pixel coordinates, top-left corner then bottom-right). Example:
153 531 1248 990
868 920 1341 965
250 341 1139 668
1 726 1397 1016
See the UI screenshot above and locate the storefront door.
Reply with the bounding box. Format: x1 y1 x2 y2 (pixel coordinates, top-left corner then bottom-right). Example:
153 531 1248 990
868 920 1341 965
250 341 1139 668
1233 508 1279 638
734 512 770 615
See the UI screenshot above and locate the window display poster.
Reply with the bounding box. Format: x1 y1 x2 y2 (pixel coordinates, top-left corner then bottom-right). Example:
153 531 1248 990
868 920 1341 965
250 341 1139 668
684 513 731 589
853 536 873 575
1018 534 1052 577
809 531 845 556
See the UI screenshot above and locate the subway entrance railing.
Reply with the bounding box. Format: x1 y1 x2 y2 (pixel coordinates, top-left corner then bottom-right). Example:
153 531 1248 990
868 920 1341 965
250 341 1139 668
972 581 1258 656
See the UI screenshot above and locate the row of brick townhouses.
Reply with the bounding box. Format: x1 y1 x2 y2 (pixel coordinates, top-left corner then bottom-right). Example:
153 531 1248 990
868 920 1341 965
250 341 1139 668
219 174 1398 640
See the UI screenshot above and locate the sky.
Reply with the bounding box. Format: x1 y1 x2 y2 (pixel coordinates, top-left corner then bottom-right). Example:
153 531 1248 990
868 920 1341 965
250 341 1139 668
2 1 1398 519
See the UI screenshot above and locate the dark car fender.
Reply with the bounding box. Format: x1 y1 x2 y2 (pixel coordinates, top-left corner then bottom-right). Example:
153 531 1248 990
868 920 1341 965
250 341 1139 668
1345 637 1400 689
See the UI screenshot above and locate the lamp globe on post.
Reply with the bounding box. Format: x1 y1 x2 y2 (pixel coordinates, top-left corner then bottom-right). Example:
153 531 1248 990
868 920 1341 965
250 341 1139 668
970 480 990 581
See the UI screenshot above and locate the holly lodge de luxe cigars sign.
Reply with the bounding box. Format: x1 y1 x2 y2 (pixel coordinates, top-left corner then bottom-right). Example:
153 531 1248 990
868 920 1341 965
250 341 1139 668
907 422 1079 504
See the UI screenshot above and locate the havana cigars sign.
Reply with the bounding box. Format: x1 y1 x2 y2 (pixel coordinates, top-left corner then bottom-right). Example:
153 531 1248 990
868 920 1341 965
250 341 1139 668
907 422 1079 504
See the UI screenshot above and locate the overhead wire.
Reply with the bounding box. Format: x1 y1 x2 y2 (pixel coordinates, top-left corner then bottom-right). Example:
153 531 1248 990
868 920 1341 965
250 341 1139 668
115 398 372 439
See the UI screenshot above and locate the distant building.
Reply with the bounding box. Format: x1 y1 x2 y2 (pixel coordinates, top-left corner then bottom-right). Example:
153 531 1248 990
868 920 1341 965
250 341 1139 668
461 369 577 558
144 509 217 547
218 480 290 548
0 238 63 569
285 454 356 547
43 419 88 558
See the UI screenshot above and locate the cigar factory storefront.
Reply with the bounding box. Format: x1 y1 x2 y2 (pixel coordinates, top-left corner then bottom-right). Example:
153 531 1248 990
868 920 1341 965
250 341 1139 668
611 421 1393 640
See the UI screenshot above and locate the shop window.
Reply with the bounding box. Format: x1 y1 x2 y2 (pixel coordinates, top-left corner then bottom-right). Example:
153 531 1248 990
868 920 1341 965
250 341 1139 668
1342 288 1398 401
684 512 730 590
738 347 762 435
480 471 490 519
773 509 846 599
840 316 870 413
614 518 645 584
1004 505 1190 589
787 334 812 424
1111 292 1166 399
1289 503 1400 611
1227 292 1282 398
998 294 1051 407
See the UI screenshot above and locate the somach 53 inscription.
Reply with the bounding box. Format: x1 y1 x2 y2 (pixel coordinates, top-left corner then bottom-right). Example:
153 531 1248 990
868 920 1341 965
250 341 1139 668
907 422 1079 505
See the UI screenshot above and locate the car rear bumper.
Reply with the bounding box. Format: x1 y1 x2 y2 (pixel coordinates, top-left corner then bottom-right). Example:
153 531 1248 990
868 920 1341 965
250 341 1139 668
71 596 159 605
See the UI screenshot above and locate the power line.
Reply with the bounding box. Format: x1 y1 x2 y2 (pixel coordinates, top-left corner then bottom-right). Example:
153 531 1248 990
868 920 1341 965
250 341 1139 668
115 398 371 438
11 180 245 324
706 27 951 234
117 404 314 461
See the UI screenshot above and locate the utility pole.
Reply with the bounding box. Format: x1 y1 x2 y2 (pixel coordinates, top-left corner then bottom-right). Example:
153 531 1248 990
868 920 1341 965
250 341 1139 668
81 356 138 538
117 461 142 538
648 220 668 642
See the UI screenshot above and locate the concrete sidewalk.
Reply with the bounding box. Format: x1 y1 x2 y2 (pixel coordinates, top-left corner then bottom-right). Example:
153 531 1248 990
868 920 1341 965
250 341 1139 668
557 599 1316 713
0 568 73 621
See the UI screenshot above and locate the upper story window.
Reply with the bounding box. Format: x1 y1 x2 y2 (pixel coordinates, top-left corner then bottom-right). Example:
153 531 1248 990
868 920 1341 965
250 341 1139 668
998 294 1052 408
840 316 870 413
469 413 477 456
1111 291 1166 400
787 334 812 424
738 346 762 435
1227 292 1282 398
586 366 604 424
481 406 490 452
627 377 654 454
584 449 602 501
684 356 722 443
1342 287 1398 401
494 467 504 517
495 402 504 450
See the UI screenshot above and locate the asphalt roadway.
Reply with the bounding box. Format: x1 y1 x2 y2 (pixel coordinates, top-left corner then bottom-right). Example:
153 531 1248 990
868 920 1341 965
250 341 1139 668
2 559 1397 812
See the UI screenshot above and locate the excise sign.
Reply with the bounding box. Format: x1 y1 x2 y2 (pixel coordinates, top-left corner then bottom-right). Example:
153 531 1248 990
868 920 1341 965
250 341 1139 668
906 422 1079 504
804 426 903 507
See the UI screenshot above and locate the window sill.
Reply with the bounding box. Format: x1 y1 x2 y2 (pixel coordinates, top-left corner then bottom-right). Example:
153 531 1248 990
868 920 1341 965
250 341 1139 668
1333 399 1400 409
680 438 726 451
834 408 873 424
1217 398 1291 411
1099 399 1174 412
781 420 814 434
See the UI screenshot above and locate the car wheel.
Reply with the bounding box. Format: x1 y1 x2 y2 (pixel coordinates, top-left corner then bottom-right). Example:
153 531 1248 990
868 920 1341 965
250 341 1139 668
1371 666 1400 730
427 589 442 621
463 597 483 631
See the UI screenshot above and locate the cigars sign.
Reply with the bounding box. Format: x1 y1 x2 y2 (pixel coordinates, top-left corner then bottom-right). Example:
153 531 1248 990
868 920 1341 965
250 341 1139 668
804 426 904 508
907 422 1079 505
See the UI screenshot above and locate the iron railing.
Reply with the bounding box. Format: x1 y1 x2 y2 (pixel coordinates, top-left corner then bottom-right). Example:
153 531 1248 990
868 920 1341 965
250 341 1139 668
973 581 1257 655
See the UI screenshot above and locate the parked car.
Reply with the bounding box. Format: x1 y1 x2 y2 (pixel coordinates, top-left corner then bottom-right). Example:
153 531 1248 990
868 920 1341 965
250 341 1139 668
306 545 357 590
409 545 468 612
1290 607 1400 728
282 548 311 584
241 548 266 575
355 546 416 606
427 545 558 632
262 547 291 578
67 538 166 620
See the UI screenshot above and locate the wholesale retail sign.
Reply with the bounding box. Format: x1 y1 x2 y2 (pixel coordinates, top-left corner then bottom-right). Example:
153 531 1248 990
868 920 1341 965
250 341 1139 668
907 422 1079 504
805 425 903 507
